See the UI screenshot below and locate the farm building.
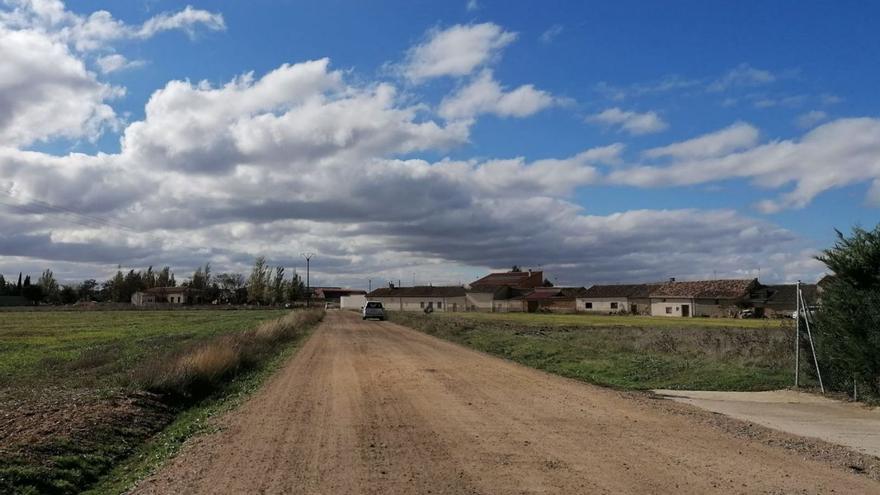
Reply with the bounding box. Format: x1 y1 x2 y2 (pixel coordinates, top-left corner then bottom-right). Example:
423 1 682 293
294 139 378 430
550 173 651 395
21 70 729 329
131 287 203 306
750 283 818 318
519 286 588 313
577 283 660 314
366 285 467 312
649 279 758 317
469 269 545 291
312 287 366 304
340 294 366 310
466 269 545 311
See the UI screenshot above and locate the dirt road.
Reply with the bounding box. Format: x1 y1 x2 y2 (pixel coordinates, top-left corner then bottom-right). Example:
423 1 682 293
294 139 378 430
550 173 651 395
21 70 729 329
133 312 879 494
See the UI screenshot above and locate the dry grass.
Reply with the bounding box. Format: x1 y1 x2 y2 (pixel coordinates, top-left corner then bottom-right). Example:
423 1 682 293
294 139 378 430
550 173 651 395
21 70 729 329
134 310 324 399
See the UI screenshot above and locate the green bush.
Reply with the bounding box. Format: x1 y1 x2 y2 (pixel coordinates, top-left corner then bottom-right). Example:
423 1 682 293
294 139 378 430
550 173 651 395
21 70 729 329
815 225 880 397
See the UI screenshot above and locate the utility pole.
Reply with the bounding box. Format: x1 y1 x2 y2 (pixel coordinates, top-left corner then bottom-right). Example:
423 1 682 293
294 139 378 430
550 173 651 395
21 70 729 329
301 252 314 307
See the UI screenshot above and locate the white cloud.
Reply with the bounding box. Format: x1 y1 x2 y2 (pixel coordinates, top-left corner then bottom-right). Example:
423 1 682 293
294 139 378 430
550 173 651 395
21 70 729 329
0 53 822 285
643 122 759 159
587 107 668 135
0 1 224 52
539 24 563 44
401 23 516 82
96 53 144 73
0 25 121 146
136 5 225 39
465 0 479 12
439 70 555 120
708 63 776 92
0 1 225 146
610 118 880 211
121 59 469 174
795 110 828 129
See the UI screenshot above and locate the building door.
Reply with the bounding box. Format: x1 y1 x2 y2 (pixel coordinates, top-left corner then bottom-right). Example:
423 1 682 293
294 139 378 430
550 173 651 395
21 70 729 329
681 304 690 317
527 301 539 313
631 304 637 314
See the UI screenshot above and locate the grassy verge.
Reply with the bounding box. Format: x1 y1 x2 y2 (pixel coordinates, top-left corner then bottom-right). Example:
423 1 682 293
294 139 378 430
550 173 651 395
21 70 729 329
84 328 310 495
0 309 290 390
425 311 787 329
0 309 323 495
392 312 800 391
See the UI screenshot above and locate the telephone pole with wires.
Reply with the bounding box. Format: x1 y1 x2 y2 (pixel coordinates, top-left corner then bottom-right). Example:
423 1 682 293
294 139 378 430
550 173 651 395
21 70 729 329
301 253 314 307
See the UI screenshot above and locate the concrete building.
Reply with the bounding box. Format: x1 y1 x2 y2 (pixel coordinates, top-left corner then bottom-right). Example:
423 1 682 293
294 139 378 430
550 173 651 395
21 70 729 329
577 284 660 314
366 285 467 312
466 269 544 312
340 294 367 310
131 287 202 306
649 279 758 317
520 287 588 313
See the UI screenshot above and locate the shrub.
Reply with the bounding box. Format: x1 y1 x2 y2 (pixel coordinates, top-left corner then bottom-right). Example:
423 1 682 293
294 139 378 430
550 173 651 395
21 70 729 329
815 225 880 397
133 309 324 400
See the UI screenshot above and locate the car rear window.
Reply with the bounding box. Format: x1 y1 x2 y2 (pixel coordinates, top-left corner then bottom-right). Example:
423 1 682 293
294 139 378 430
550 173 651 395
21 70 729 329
366 302 383 309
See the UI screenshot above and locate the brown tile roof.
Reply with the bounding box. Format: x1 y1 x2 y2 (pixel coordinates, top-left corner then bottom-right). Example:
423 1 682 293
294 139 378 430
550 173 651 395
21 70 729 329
367 286 466 298
519 287 587 301
583 283 662 299
470 271 543 289
650 279 757 299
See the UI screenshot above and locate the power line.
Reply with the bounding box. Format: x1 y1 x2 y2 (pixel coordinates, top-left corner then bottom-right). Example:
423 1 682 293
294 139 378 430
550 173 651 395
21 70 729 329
0 189 136 233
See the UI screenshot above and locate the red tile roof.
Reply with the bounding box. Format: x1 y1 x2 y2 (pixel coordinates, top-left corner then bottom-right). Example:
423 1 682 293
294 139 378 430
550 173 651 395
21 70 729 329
367 286 466 298
650 279 757 299
583 283 662 298
470 270 543 289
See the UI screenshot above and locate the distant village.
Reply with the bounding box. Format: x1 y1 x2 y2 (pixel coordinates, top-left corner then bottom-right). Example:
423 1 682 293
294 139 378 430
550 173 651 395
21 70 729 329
0 262 822 318
356 268 822 318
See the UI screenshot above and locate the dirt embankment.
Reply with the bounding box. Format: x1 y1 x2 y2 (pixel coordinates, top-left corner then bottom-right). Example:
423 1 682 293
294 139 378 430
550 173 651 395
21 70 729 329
133 311 880 494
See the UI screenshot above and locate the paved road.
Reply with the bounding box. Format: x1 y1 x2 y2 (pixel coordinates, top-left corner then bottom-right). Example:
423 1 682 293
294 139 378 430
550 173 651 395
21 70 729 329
655 389 880 458
133 312 879 494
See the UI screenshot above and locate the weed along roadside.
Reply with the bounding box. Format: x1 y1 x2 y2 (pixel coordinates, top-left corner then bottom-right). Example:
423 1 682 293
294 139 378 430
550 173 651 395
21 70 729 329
0 309 325 495
389 312 796 391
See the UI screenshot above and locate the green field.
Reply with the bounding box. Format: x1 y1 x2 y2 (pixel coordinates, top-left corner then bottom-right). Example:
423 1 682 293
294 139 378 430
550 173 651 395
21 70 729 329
0 308 315 495
392 312 799 391
428 311 788 329
0 309 287 391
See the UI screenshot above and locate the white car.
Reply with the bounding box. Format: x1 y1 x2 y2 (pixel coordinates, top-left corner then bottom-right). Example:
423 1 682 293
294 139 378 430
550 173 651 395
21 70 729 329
362 301 386 321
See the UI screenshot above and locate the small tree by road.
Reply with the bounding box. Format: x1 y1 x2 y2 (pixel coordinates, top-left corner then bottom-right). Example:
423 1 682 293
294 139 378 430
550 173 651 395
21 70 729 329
815 225 880 396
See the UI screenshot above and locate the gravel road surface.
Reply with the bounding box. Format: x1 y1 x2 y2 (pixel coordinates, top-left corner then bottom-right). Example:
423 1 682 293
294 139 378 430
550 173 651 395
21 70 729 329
133 312 879 494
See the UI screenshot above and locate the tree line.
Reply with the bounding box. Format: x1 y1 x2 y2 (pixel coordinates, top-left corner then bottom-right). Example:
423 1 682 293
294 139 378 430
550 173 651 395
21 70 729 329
0 257 307 306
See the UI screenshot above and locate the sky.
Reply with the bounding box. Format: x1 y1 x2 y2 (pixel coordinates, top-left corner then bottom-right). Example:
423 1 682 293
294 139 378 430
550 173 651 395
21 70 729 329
1 0 879 289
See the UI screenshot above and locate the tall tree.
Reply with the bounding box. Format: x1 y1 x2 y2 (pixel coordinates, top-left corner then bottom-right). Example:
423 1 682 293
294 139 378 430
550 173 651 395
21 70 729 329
247 257 270 304
79 279 98 301
157 266 174 288
38 269 59 303
272 266 286 304
815 225 880 396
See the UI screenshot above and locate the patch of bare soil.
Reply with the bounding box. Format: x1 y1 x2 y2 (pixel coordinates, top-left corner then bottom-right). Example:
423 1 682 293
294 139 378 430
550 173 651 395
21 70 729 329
0 388 172 494
132 311 880 494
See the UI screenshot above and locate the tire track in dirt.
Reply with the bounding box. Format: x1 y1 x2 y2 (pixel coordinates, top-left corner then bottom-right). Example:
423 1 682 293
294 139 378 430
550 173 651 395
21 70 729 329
132 311 880 494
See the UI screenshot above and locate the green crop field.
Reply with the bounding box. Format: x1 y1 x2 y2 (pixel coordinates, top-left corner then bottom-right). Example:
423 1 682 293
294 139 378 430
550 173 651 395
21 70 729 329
392 312 801 392
0 308 319 495
0 309 288 391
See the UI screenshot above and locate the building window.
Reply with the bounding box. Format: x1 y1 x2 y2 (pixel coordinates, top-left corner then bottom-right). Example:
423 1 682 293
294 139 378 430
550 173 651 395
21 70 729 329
610 302 618 310
437 302 443 309
666 307 672 314
420 302 424 308
584 302 593 309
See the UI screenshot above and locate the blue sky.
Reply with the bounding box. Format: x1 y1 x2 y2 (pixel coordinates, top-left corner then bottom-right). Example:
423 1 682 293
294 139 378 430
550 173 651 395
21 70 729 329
1 0 879 287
